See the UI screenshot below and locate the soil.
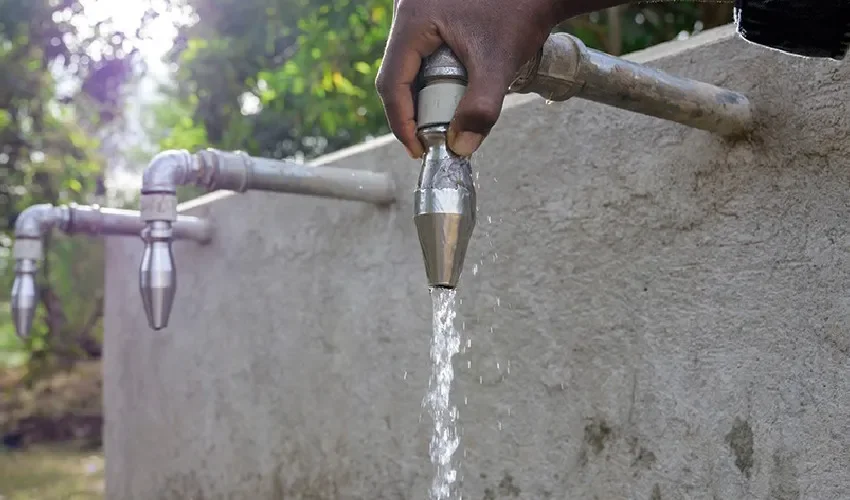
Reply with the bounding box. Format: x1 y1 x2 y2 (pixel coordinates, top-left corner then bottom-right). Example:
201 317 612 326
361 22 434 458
0 361 102 450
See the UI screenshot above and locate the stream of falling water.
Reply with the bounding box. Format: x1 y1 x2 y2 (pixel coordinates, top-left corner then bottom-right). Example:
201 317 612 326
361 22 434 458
424 287 462 500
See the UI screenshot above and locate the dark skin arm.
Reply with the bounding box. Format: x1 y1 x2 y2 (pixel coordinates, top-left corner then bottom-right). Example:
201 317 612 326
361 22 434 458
375 0 630 159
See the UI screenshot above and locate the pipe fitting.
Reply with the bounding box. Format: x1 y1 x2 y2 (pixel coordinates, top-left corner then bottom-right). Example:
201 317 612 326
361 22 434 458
195 149 252 192
510 33 584 101
14 204 67 241
10 202 212 338
141 150 200 194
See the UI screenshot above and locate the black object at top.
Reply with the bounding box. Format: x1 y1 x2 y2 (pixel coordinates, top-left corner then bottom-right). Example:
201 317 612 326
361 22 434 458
735 0 850 60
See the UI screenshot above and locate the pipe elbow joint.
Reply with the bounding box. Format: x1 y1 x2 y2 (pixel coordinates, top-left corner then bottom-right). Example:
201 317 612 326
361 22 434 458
142 150 196 194
14 204 64 239
141 150 195 223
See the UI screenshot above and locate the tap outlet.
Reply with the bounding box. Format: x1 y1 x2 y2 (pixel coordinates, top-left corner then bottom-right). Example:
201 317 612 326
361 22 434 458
414 126 476 288
11 258 37 339
414 45 476 289
139 223 177 330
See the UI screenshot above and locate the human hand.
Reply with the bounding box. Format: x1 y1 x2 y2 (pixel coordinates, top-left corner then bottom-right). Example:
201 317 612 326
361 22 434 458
375 0 567 158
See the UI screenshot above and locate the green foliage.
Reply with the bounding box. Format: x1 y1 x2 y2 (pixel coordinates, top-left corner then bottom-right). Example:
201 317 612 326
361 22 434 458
0 0 142 373
253 0 391 150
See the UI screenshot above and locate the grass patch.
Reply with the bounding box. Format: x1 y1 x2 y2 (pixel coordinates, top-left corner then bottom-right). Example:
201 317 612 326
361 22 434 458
0 446 104 499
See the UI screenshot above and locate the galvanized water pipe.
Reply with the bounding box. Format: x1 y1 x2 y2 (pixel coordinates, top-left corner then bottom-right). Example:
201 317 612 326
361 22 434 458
509 32 754 136
10 203 212 339
138 148 397 330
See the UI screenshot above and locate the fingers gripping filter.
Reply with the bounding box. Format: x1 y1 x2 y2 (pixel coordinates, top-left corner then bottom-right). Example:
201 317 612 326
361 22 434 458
414 45 476 289
416 45 468 128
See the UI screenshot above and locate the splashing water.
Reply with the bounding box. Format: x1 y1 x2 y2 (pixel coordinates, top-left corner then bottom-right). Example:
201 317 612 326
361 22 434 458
424 287 462 500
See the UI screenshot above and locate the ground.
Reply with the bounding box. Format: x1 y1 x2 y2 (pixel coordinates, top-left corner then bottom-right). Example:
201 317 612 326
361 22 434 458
0 445 104 499
0 360 104 499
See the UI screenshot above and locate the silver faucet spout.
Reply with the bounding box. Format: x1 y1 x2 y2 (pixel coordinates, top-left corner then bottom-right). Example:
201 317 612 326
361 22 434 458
10 202 211 338
414 46 476 289
139 223 176 330
11 259 38 340
414 126 476 289
138 148 398 330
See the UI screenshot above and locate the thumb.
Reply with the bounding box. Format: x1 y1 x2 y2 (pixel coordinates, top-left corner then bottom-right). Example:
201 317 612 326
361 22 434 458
447 64 511 157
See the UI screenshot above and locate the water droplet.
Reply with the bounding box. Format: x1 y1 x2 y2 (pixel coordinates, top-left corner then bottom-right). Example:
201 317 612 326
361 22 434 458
545 99 554 105
496 297 500 307
497 421 502 430
466 339 472 348
489 326 494 334
403 371 408 380
493 177 498 183
472 264 479 276
496 362 500 370
507 360 511 374
487 216 492 224
479 376 483 384
464 396 468 405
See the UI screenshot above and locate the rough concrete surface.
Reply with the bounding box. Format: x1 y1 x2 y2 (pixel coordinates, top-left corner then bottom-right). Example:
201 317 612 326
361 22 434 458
104 25 850 499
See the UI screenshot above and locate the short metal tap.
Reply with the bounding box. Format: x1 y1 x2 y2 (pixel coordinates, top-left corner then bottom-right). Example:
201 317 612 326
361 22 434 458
413 46 476 289
10 203 211 338
138 148 397 330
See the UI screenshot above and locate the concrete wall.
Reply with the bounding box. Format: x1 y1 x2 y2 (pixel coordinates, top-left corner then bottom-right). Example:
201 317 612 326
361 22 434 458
103 25 850 499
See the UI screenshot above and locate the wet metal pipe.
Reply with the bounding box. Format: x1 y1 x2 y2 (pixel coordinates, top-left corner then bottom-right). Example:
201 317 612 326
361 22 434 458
414 47 476 289
510 32 754 136
138 148 397 331
10 203 211 339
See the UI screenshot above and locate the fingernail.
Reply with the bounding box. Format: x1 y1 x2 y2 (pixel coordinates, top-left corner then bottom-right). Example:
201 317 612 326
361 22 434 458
448 131 484 157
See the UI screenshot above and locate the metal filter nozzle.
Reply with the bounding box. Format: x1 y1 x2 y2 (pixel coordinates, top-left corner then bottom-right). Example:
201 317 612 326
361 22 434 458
413 45 476 289
139 222 176 330
414 126 476 289
11 258 38 339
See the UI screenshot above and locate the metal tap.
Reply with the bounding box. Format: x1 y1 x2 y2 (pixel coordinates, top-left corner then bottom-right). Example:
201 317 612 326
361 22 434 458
10 203 212 338
409 35 754 289
138 148 397 330
414 46 476 289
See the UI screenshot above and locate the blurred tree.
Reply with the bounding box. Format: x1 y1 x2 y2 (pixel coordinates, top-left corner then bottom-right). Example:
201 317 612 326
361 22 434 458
156 1 733 160
0 0 142 375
